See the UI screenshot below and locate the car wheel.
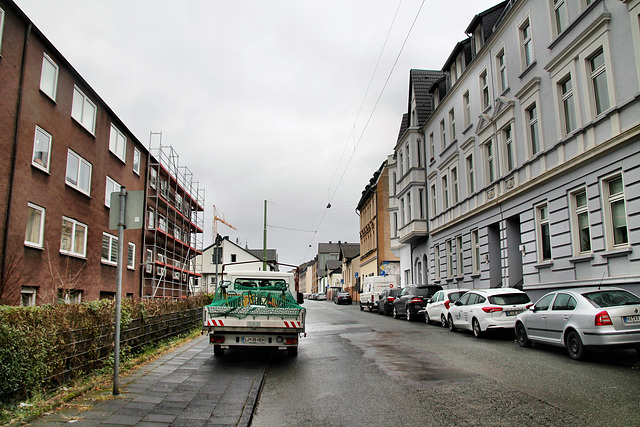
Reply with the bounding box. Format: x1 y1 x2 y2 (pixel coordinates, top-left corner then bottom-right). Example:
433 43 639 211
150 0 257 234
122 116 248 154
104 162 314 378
393 306 399 319
515 322 532 348
425 311 431 324
566 330 585 360
448 314 456 332
406 306 412 321
441 314 448 328
472 318 483 338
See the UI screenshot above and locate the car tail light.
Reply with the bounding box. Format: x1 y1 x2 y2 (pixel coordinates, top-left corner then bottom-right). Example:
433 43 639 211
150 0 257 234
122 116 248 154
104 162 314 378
482 306 503 313
387 297 395 302
444 300 451 309
210 335 225 344
595 311 612 326
410 298 423 304
526 303 534 309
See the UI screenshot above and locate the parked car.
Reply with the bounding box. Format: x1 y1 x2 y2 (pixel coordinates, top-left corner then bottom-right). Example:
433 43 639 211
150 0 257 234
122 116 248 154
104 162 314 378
392 285 443 321
515 287 640 360
316 292 327 301
377 287 402 316
334 292 353 305
422 289 469 327
448 288 532 337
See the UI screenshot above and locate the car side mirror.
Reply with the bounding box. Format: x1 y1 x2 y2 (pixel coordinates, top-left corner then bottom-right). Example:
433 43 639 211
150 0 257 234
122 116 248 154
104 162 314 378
454 300 462 306
426 299 432 304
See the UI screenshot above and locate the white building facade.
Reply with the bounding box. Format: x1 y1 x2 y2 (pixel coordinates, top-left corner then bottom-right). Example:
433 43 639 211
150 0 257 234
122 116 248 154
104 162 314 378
390 0 640 301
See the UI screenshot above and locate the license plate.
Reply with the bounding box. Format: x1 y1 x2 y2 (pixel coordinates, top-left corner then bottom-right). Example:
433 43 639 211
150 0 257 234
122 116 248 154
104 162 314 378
242 336 266 344
505 310 523 316
623 315 640 324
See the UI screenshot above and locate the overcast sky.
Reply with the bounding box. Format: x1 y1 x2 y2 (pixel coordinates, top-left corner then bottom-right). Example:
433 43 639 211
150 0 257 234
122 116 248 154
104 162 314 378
15 0 498 267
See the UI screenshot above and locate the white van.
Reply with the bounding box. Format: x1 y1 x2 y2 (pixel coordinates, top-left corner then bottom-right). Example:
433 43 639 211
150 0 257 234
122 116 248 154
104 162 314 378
359 275 398 312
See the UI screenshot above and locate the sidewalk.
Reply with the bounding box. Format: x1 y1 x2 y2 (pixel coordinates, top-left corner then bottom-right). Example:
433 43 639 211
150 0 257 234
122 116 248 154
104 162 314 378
27 335 267 426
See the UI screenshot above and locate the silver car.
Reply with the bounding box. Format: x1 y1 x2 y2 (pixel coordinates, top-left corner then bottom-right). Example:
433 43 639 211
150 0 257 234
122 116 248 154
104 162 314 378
515 287 640 360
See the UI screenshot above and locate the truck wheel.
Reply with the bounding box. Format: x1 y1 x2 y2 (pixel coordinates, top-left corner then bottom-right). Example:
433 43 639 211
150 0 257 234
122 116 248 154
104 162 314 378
287 347 298 357
213 345 225 357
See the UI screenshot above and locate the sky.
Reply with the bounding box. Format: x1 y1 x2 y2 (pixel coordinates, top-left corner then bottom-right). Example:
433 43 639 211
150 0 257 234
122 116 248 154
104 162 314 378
14 0 499 267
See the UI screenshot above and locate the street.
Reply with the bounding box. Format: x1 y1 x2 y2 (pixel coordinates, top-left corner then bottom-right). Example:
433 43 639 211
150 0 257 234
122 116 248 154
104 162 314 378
252 299 640 426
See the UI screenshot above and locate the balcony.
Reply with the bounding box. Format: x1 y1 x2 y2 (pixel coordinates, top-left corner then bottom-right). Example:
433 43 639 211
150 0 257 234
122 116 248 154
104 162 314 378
398 219 428 245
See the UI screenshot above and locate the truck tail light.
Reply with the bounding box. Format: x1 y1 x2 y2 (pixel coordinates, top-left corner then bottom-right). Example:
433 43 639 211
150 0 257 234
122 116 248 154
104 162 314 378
285 337 298 345
482 306 503 313
210 335 225 344
595 311 612 326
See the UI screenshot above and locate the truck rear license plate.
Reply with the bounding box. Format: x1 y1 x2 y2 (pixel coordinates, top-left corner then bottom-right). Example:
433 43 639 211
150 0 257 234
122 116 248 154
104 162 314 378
242 336 266 344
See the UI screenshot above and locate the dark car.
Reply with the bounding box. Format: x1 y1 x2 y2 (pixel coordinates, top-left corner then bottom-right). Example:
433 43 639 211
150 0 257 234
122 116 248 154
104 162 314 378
377 287 402 316
334 292 353 305
392 285 443 321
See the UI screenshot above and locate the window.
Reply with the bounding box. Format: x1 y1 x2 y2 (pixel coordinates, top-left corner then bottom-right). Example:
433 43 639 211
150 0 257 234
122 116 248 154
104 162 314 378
405 145 411 168
571 190 591 254
527 103 540 155
102 232 118 265
418 188 425 219
60 217 87 257
485 140 495 183
430 184 437 217
456 236 463 277
399 152 404 176
552 0 568 36
497 49 507 92
560 75 577 135
503 125 515 172
603 174 628 248
536 203 552 261
158 214 167 232
480 70 489 110
21 287 36 307
231 254 237 263
451 167 459 204
446 240 453 277
133 148 141 175
58 289 82 304
463 91 471 128
435 245 441 280
466 154 475 194
440 119 447 149
109 123 127 162
32 126 52 172
589 50 610 115
40 53 59 100
520 18 534 68
149 168 157 189
552 293 577 311
145 249 153 273
127 243 135 270
0 7 4 54
442 175 449 210
147 208 155 229
400 198 405 227
416 140 422 167
65 150 92 195
105 176 120 207
429 133 435 162
471 229 480 274
25 203 45 248
71 86 96 134
407 193 412 223
449 108 456 141
534 293 554 311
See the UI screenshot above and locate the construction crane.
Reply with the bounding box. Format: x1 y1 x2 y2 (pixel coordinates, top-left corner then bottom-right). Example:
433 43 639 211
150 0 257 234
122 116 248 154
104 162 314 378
212 205 236 292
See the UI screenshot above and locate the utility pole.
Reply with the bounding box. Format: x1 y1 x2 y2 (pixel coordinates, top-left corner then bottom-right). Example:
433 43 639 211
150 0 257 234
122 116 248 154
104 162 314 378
113 186 126 395
263 200 267 271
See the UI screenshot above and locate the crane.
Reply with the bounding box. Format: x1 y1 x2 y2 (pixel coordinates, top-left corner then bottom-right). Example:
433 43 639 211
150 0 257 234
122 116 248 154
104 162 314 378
212 205 237 292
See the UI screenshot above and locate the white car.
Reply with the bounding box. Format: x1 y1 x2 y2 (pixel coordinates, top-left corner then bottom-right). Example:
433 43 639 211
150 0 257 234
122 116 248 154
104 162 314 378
448 288 532 337
423 289 469 327
515 287 640 360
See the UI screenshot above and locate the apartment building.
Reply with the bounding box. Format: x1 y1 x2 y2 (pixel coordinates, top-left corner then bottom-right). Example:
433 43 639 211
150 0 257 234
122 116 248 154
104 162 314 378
356 161 399 279
391 0 640 300
0 0 204 304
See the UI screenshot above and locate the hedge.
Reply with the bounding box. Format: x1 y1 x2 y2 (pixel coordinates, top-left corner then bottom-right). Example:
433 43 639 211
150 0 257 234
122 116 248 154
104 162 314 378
0 295 212 403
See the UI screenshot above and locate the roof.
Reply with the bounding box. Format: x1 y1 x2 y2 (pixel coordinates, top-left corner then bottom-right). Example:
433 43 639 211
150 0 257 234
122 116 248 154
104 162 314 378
340 243 360 261
247 249 278 263
397 113 409 143
465 1 509 40
442 38 472 71
356 161 386 212
318 242 341 254
408 69 445 127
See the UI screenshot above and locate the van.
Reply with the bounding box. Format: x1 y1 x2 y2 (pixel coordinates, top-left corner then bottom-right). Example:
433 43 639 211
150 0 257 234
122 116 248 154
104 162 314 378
359 275 399 312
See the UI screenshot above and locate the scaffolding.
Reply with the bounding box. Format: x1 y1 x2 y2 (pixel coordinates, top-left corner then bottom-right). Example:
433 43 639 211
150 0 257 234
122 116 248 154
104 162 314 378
142 132 205 298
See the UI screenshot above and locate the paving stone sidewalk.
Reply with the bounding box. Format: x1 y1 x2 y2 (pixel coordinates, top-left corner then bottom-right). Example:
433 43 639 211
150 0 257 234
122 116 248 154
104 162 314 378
28 335 267 427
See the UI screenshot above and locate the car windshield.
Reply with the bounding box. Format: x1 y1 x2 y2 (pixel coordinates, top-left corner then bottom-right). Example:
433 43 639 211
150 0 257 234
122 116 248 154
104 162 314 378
390 288 402 297
582 290 640 308
416 287 437 297
489 293 531 305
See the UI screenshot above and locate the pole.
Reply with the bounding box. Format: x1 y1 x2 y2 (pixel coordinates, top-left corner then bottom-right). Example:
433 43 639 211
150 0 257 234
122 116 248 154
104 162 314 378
263 200 267 271
113 186 126 396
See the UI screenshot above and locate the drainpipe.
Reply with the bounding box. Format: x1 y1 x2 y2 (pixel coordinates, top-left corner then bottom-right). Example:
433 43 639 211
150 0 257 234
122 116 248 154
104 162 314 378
2 23 32 299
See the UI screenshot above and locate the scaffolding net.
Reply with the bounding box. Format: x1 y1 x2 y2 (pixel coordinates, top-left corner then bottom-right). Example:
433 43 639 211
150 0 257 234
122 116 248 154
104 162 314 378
205 279 304 319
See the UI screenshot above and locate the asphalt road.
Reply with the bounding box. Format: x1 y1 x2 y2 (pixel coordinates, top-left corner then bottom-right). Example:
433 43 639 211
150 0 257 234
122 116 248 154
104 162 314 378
251 299 640 426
